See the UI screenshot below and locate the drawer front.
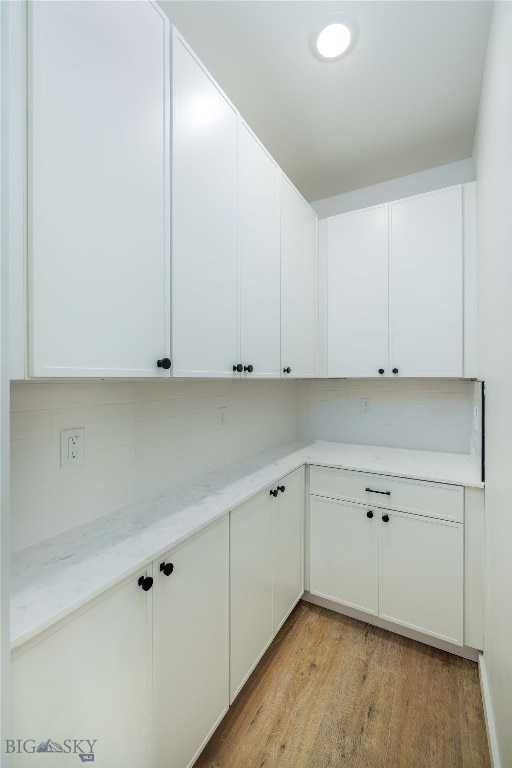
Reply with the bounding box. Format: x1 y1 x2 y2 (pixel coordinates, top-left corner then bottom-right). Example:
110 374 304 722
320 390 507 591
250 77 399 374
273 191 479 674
309 466 463 522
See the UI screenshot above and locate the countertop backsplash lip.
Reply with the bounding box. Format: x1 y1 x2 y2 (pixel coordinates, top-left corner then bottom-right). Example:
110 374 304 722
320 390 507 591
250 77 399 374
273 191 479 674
10 439 483 650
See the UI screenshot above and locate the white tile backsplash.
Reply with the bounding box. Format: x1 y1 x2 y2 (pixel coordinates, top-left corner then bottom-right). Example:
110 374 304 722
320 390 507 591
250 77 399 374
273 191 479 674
298 379 480 455
11 377 481 553
10 379 299 552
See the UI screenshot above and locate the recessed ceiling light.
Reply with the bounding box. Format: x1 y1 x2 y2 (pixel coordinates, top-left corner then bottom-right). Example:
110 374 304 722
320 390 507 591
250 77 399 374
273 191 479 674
311 12 358 62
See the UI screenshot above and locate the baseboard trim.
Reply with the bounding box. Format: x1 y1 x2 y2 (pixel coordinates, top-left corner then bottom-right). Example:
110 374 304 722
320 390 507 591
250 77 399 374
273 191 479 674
479 654 501 768
304 591 479 661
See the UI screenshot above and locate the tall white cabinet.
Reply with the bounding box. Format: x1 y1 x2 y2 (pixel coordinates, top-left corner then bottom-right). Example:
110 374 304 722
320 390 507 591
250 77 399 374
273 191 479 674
389 186 463 377
171 34 238 378
29 1 170 377
238 122 281 377
327 205 389 377
281 177 319 378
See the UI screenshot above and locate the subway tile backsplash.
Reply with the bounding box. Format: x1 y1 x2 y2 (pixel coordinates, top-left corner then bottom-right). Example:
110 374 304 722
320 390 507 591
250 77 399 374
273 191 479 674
10 379 299 552
297 378 479 455
11 377 480 553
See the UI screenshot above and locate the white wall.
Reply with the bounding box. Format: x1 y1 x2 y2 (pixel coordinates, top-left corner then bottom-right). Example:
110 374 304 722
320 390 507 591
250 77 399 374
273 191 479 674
311 158 473 219
0 0 12 748
473 3 512 765
10 379 298 552
298 379 478 455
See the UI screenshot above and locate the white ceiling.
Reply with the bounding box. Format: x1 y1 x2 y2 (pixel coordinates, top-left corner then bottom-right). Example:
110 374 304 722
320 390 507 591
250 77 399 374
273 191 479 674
158 1 492 202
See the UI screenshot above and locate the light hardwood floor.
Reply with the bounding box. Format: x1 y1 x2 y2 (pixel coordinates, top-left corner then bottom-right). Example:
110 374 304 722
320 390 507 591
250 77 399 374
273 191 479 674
195 601 490 768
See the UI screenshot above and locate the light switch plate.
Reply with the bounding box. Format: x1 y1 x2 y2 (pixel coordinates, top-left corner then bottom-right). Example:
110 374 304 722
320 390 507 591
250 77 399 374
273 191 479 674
60 428 85 469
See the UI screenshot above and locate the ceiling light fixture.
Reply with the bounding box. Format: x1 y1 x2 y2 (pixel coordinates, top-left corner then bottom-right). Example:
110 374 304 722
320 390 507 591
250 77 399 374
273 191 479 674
311 12 358 62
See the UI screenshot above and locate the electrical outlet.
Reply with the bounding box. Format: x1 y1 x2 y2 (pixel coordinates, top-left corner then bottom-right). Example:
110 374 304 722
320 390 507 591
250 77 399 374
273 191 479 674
60 428 85 469
360 398 371 415
217 407 228 431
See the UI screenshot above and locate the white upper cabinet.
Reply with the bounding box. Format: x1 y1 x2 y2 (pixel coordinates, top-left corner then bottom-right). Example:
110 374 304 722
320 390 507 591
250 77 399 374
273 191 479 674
327 206 389 378
324 184 468 378
171 34 238 378
29 1 170 377
389 186 463 377
238 121 281 378
280 177 319 378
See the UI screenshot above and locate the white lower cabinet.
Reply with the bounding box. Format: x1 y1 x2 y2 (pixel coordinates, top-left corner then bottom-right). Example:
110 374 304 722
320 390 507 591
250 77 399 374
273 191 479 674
272 467 305 633
380 510 463 645
230 486 274 701
309 469 465 647
11 569 152 766
153 517 229 768
230 467 305 701
309 497 379 615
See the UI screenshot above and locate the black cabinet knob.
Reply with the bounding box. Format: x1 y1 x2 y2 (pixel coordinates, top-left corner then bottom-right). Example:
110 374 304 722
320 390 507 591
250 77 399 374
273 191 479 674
277 485 285 493
283 367 291 374
378 369 385 375
138 575 153 591
159 562 174 577
244 365 254 373
392 368 398 375
367 510 374 519
233 363 243 373
270 489 278 497
157 358 171 370
382 514 390 523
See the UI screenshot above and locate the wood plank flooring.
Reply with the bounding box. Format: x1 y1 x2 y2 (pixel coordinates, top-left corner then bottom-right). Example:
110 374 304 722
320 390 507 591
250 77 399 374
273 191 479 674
194 602 490 768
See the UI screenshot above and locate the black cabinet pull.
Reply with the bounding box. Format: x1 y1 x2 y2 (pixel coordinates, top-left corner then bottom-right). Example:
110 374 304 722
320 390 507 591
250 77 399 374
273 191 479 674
378 369 385 375
283 367 291 374
277 485 285 493
160 562 174 577
382 514 390 523
138 575 153 592
233 363 243 373
244 365 254 373
367 510 374 519
392 368 399 375
270 488 278 497
157 358 171 370
365 487 391 496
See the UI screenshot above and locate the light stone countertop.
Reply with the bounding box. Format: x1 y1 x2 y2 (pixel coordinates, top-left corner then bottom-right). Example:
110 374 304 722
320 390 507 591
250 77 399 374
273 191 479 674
10 440 483 650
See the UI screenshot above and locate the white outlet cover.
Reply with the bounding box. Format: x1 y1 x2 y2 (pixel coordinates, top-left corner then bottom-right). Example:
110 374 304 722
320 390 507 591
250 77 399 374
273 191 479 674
60 427 85 469
217 407 228 431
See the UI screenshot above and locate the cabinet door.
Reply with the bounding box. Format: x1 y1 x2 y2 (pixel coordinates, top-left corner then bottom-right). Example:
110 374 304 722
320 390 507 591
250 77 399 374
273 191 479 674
172 35 238 377
230 489 273 701
389 186 463 376
272 467 305 633
327 206 389 377
11 570 151 766
309 497 378 615
238 122 281 378
380 510 463 645
153 518 229 768
30 1 170 377
280 176 318 378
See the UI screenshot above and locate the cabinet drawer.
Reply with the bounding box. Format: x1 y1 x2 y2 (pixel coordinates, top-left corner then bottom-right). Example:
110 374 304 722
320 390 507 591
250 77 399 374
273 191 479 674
309 466 463 522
